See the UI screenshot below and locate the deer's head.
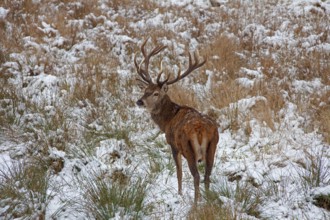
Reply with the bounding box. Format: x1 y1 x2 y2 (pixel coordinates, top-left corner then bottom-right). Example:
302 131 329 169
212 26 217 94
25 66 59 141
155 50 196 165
135 38 206 113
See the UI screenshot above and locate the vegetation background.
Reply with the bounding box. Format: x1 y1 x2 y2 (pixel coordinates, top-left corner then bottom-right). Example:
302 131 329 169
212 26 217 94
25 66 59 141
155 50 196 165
0 0 329 219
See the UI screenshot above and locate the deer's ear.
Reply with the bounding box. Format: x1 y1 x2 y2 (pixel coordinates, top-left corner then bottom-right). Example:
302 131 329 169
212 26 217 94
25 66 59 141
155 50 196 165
161 83 168 93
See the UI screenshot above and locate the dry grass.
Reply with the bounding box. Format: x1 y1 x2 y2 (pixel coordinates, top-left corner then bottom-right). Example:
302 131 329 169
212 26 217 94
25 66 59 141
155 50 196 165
0 0 329 218
168 85 201 109
318 107 330 144
0 159 50 219
188 180 263 219
188 204 236 220
66 52 120 106
312 90 330 144
0 0 327 153
202 34 245 80
73 173 150 220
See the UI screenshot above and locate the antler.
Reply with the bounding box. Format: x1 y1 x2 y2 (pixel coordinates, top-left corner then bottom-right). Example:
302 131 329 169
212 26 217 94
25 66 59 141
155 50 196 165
135 38 206 87
165 51 206 85
134 38 167 85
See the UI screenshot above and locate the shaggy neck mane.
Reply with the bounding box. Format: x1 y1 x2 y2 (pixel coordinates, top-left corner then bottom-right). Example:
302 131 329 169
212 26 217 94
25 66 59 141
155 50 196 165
151 95 180 132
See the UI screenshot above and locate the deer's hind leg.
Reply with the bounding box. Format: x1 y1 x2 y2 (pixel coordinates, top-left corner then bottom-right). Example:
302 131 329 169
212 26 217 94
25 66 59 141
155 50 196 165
186 140 200 204
171 147 183 195
204 135 218 191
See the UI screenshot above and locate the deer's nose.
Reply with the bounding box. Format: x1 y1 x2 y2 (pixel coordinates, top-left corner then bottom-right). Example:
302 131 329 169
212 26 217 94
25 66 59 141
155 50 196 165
136 99 144 106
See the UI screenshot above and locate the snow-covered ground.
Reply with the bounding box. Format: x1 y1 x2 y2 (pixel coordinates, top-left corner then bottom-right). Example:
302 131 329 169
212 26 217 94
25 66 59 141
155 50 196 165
0 0 329 219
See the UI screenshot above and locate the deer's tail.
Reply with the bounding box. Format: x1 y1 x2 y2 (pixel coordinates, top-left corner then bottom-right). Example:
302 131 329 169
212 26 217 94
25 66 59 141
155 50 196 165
191 132 208 163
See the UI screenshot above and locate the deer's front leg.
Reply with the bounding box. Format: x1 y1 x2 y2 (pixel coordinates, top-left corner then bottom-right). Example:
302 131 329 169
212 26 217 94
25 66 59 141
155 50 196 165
172 148 182 195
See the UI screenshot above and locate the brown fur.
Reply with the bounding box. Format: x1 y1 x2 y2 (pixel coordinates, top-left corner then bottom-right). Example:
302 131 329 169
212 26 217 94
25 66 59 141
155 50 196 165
138 88 219 204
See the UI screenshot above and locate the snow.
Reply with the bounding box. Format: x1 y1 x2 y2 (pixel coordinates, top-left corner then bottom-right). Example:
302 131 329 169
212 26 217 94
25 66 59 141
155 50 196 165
292 78 328 94
0 7 8 19
0 0 330 219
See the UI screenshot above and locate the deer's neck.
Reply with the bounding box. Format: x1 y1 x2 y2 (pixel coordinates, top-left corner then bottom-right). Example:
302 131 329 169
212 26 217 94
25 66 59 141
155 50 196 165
151 95 180 132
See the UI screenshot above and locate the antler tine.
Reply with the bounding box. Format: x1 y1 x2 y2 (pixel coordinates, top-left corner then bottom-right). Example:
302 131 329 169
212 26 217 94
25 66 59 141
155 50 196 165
134 52 152 83
156 60 171 86
136 77 149 86
166 51 206 85
135 38 167 85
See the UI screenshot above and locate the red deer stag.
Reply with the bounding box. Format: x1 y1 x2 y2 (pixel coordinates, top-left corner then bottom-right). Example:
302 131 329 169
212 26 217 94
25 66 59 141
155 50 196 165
135 38 219 204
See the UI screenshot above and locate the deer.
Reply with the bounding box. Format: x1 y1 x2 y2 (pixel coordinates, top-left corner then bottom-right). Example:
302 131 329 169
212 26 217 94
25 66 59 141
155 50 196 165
134 38 219 204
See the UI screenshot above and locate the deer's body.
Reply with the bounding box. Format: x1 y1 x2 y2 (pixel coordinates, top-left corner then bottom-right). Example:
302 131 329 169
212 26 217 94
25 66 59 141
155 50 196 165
135 39 219 203
151 94 218 164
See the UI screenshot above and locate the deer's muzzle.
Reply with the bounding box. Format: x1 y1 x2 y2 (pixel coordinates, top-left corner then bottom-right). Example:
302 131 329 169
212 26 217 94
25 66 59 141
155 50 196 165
136 99 144 106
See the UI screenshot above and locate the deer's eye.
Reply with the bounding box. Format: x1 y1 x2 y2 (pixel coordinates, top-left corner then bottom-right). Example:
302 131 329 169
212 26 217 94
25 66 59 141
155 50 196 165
153 92 159 97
